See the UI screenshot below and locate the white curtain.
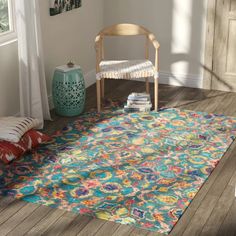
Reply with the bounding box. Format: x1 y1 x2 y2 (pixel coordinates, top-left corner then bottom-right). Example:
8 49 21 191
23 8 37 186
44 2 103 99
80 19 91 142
15 0 51 128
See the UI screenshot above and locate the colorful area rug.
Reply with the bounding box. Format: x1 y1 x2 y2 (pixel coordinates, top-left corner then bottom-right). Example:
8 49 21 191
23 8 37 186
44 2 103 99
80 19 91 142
1 108 236 234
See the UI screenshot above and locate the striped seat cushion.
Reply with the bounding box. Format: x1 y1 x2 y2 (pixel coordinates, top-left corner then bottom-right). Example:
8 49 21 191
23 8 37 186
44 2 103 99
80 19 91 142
0 117 41 143
96 60 158 80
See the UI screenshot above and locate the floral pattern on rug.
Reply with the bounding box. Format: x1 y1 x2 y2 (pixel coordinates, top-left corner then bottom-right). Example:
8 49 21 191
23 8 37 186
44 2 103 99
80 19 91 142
0 108 236 234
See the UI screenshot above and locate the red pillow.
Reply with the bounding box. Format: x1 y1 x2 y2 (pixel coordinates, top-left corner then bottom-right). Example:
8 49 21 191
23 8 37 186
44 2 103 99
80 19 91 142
0 129 50 164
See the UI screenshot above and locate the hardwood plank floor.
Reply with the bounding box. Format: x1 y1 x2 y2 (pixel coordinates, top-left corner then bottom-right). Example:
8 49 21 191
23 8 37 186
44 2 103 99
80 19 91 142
1 80 236 236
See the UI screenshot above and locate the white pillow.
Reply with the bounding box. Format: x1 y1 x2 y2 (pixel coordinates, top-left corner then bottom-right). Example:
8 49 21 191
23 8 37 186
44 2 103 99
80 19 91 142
0 117 41 143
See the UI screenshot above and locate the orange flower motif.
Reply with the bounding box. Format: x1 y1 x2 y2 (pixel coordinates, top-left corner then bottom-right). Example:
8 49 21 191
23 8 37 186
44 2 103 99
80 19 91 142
158 178 175 185
132 172 143 180
123 179 131 185
153 138 161 143
38 187 50 197
52 191 65 199
158 187 168 192
170 166 182 174
127 160 139 165
15 193 24 199
175 181 191 189
153 212 164 221
116 170 126 176
101 154 109 159
129 145 137 150
82 198 99 206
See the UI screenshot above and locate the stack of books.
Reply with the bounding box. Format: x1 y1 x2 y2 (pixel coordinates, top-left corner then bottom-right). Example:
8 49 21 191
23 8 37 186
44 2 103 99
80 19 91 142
124 92 152 113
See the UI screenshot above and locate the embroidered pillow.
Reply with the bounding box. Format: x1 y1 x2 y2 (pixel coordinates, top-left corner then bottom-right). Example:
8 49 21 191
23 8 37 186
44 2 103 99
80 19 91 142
0 117 41 143
0 129 50 164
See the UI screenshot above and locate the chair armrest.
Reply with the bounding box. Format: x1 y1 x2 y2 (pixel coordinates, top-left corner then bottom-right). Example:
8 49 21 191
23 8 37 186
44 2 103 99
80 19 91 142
148 33 160 49
95 35 102 51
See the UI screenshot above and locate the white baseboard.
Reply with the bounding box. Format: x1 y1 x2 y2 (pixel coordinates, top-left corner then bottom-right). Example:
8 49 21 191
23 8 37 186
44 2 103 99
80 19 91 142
14 112 20 117
159 71 203 89
134 71 203 89
47 69 203 110
14 69 203 115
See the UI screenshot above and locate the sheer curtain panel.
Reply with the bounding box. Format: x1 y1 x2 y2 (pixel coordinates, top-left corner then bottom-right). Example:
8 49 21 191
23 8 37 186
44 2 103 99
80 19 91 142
15 0 51 128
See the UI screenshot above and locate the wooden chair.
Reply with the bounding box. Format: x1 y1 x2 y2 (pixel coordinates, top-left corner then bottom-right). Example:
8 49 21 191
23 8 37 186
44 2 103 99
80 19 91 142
95 23 160 112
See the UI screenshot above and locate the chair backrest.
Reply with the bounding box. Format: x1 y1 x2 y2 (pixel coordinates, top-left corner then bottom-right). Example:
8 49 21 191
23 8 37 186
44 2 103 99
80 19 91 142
95 23 159 70
99 23 150 37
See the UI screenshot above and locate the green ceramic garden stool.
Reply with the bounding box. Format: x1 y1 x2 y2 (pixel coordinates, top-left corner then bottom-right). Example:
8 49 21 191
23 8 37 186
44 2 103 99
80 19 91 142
52 64 85 116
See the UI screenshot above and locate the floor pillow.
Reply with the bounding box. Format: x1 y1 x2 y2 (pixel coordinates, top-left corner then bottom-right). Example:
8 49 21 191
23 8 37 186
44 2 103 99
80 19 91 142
0 129 50 164
0 117 41 143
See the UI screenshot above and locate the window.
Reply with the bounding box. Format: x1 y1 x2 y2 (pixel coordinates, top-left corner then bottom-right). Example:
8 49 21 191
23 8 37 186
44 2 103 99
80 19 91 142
0 0 16 46
0 0 10 33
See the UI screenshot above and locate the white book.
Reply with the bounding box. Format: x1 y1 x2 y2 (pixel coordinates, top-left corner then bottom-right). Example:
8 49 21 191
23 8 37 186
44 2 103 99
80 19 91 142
124 106 151 112
128 97 150 101
126 104 152 109
127 100 151 106
128 92 150 100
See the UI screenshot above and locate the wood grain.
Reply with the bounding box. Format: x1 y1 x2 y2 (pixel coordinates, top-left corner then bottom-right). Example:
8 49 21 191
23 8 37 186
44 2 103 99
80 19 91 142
0 81 236 236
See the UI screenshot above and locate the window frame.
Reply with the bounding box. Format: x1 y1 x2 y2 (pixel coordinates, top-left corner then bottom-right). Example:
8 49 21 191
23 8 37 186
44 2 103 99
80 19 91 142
0 0 17 46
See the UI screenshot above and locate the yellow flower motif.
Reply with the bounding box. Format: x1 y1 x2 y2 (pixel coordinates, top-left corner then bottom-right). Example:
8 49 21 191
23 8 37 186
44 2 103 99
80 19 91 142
157 195 178 204
159 178 175 185
59 157 72 164
96 211 112 220
119 217 136 224
188 191 197 198
115 207 128 216
34 180 42 185
158 187 168 192
73 149 82 155
132 138 145 145
175 181 191 189
45 200 55 206
143 182 150 188
77 155 87 160
132 172 143 180
172 120 185 126
141 148 155 154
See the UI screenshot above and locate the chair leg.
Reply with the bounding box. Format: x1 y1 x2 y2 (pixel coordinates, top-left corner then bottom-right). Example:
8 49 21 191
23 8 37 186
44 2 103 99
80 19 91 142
101 78 105 101
96 80 101 112
154 77 158 112
145 78 150 94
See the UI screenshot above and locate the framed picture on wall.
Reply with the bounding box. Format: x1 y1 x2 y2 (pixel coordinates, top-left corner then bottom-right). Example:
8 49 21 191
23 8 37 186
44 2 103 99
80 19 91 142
50 0 82 16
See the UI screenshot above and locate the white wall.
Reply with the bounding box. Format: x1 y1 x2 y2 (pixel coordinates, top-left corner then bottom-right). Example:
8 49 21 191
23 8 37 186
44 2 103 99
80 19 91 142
0 0 208 116
0 42 19 116
0 0 104 116
39 0 104 97
104 0 208 88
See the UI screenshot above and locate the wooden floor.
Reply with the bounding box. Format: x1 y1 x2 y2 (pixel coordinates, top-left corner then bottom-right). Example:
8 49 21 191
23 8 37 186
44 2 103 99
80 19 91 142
1 80 236 236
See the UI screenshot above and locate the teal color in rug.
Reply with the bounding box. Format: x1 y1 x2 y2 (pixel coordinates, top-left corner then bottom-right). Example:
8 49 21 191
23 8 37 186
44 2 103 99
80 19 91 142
1 108 236 234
